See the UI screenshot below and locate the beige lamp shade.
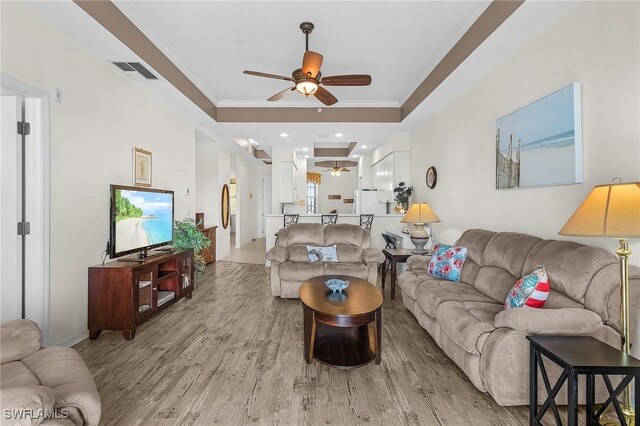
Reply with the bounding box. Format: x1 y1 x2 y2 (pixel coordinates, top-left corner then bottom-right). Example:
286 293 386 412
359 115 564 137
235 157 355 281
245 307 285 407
558 182 640 238
401 202 441 224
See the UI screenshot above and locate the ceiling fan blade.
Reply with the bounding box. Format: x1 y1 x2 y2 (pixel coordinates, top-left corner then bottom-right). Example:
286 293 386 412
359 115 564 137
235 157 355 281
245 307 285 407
314 86 338 106
302 51 323 77
321 74 372 86
243 70 293 81
267 87 296 102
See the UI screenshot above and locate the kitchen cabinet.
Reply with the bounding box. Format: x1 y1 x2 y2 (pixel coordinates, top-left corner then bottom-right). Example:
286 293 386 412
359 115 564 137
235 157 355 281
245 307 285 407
371 152 411 202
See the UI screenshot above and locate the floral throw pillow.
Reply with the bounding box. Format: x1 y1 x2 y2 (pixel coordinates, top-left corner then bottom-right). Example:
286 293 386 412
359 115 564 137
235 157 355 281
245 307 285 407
504 266 550 309
306 245 338 263
427 243 468 282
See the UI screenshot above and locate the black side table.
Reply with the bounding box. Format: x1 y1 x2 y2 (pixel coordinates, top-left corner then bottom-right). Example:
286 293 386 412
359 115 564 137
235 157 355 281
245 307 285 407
527 335 640 426
381 248 414 301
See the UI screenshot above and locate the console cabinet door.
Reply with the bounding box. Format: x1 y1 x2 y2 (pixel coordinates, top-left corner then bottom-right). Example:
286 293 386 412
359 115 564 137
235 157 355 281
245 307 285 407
135 267 155 319
179 255 193 295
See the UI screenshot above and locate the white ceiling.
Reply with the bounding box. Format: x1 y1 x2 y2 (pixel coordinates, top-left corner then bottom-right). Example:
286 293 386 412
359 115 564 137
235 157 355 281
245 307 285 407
116 1 491 107
24 1 576 164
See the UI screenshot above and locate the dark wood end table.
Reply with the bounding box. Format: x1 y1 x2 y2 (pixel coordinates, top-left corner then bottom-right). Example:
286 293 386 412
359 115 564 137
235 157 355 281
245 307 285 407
382 248 430 301
527 335 640 426
299 275 383 369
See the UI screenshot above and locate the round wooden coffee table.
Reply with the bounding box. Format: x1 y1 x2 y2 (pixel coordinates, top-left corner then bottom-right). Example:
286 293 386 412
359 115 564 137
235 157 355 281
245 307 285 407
299 275 383 369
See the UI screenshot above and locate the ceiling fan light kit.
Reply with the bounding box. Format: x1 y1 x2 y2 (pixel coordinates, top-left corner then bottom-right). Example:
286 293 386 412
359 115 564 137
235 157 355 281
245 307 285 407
296 80 318 96
243 22 372 106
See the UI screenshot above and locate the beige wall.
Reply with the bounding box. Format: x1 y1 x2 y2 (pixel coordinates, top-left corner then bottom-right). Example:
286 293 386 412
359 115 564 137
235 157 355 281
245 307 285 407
410 1 640 266
235 157 260 247
1 3 198 345
195 134 231 260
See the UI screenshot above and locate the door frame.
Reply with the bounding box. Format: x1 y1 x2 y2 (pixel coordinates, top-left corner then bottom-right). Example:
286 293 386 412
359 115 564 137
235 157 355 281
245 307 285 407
2 73 51 344
260 174 272 237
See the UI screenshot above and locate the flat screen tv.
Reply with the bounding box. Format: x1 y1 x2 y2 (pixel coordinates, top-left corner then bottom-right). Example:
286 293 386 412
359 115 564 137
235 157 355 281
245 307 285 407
109 185 174 260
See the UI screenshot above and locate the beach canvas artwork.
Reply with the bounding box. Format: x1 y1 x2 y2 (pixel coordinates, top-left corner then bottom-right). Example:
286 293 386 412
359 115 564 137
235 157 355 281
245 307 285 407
496 83 582 189
115 189 173 253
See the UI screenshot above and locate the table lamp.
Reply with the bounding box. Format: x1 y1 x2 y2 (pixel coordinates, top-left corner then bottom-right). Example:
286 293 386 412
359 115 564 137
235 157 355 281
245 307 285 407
559 181 640 424
401 202 441 254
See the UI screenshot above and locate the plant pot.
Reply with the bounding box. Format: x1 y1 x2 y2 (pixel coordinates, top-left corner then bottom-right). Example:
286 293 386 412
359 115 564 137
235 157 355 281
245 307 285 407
394 202 409 214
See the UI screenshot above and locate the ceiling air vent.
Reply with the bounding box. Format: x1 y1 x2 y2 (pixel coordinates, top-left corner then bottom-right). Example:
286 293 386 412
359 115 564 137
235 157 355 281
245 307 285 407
113 62 135 72
112 62 158 80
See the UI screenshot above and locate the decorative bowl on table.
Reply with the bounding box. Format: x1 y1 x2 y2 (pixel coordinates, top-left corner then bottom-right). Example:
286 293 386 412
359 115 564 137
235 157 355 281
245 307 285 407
325 278 350 293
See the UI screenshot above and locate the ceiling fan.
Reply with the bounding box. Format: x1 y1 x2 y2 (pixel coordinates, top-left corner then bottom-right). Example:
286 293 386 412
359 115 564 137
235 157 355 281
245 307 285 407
243 22 372 106
323 161 352 176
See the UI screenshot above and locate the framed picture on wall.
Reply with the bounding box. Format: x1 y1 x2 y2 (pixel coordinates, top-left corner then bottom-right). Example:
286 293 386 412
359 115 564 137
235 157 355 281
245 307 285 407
495 82 582 189
133 147 152 187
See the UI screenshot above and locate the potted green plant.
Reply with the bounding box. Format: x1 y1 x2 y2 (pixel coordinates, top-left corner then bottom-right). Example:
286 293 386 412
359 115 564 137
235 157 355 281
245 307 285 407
173 218 211 277
393 182 414 213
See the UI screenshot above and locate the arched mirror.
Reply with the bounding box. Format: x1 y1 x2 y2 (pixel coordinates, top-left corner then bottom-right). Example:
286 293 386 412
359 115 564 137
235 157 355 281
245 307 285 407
221 184 230 229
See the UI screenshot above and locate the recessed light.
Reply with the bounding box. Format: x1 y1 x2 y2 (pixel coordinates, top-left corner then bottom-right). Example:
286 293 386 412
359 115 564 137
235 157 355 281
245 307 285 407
280 132 288 138
352 155 359 158
335 132 343 138
362 145 367 149
302 147 308 152
304 155 310 158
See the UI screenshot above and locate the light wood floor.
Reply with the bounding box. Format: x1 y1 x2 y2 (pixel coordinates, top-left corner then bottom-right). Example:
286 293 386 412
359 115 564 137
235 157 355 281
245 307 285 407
74 262 582 425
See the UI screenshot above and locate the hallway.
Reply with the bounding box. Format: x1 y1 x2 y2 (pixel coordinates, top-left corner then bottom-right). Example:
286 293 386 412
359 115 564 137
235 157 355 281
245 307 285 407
222 237 266 265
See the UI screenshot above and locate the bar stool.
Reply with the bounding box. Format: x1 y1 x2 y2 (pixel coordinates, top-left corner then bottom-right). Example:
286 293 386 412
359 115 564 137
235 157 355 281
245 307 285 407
360 214 374 230
284 214 299 228
321 214 338 226
275 214 299 244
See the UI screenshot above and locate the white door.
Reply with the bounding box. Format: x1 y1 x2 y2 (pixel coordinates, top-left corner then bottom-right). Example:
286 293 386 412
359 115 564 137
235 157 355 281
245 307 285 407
1 91 47 339
262 174 272 236
1 95 22 321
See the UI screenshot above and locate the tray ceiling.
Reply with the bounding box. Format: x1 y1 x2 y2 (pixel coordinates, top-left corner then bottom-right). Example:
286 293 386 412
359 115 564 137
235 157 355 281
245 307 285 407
114 1 491 107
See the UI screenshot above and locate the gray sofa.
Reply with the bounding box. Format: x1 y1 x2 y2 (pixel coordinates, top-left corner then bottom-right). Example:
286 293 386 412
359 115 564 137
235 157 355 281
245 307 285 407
398 229 640 406
0 319 101 425
266 223 385 298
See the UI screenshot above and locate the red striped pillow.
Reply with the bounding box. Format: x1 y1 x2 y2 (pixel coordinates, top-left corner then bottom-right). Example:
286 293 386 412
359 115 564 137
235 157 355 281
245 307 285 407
504 267 550 309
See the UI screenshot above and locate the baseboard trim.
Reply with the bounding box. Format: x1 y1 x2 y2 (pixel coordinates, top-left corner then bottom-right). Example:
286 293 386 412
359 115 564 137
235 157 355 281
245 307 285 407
52 330 89 348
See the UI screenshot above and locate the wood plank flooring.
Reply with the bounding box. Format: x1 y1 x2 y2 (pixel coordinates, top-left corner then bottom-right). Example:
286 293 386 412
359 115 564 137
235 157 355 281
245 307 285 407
74 262 582 425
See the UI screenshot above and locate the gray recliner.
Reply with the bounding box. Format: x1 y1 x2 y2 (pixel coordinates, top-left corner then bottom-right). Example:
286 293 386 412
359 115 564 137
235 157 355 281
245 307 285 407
267 223 385 298
0 319 101 425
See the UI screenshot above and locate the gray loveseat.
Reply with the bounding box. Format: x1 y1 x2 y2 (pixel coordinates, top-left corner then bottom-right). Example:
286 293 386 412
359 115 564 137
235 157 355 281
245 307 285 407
398 229 640 406
1 319 101 425
266 223 385 298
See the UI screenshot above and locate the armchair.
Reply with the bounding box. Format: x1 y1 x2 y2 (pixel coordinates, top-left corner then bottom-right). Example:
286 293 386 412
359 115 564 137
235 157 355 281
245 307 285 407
1 319 101 425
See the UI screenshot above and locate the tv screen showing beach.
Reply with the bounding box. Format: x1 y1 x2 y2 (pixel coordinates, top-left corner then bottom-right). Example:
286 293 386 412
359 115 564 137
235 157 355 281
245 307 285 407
114 189 173 254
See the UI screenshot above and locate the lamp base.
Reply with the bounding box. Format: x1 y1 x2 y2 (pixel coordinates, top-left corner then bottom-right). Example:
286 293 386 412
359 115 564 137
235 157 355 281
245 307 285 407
600 239 634 426
409 223 430 254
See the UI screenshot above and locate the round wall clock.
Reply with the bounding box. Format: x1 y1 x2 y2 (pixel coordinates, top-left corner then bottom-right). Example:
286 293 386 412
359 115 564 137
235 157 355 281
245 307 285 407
426 166 437 189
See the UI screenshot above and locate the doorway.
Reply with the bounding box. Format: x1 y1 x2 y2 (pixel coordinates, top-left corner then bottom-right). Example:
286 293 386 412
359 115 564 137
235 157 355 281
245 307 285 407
1 75 50 343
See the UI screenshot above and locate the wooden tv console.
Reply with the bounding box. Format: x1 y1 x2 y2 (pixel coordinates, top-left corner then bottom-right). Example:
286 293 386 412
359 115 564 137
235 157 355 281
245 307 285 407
88 249 194 340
